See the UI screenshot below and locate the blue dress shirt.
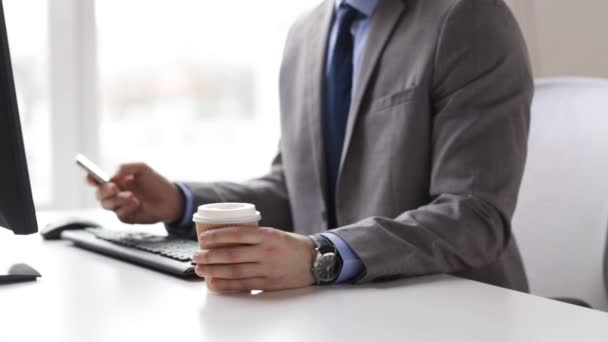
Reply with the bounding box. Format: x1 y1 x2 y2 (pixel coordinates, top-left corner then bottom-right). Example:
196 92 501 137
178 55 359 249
171 0 378 284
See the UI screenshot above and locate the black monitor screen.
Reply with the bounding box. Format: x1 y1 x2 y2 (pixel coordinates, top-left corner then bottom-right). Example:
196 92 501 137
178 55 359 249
0 0 38 235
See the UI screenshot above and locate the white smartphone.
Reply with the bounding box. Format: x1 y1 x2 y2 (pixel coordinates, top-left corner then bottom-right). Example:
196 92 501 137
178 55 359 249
75 154 111 184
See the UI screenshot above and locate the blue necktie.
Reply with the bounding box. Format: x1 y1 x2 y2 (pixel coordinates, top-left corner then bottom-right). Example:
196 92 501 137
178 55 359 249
323 4 359 228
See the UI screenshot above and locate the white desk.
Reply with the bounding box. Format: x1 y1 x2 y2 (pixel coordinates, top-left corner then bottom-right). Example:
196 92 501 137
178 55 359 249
2 211 608 342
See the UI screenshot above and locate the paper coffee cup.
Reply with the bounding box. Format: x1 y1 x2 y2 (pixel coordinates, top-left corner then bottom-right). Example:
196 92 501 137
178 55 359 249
193 203 261 291
193 203 261 249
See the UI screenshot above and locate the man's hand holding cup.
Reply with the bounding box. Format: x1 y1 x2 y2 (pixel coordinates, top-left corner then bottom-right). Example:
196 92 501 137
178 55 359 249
192 203 315 292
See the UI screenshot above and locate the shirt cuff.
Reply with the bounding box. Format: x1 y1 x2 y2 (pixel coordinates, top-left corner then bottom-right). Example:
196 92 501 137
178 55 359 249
174 182 195 228
320 232 364 284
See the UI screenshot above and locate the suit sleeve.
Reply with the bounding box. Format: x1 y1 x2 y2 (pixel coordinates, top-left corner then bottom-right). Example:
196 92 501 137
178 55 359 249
332 1 534 283
169 151 293 237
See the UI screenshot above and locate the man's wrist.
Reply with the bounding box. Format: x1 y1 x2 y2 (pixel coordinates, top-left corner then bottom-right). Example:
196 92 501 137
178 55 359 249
310 234 343 285
320 232 365 283
168 182 195 227
168 183 185 223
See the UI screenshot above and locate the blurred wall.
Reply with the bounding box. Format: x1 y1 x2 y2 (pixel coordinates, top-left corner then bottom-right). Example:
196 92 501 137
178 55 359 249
506 0 608 78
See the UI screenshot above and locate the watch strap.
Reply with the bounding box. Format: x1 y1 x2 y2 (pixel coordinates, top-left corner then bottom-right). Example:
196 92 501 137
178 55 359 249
311 234 334 253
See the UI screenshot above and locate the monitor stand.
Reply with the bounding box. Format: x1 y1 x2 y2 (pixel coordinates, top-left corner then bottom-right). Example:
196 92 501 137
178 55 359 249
0 263 41 285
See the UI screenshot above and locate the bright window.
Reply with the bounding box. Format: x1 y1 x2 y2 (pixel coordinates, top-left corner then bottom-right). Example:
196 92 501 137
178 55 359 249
4 1 320 210
96 1 318 183
4 0 51 207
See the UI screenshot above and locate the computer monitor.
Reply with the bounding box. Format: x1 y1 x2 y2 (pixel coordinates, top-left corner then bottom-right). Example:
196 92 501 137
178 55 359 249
0 0 38 236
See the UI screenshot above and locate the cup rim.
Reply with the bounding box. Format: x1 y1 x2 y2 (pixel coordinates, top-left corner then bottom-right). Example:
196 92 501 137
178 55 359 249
192 212 261 224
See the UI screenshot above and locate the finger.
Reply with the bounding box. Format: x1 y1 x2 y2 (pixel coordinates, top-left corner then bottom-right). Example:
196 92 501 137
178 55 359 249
120 175 136 190
195 263 265 279
193 245 262 264
110 174 136 190
194 265 205 278
100 191 136 211
117 191 139 207
101 197 120 211
115 199 140 223
95 182 119 201
200 226 266 248
207 277 268 291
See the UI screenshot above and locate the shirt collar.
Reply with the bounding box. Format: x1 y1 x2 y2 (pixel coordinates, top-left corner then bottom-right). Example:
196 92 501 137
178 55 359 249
334 0 379 17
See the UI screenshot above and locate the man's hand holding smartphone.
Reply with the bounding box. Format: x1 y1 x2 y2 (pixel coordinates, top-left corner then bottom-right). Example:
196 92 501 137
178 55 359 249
79 156 185 224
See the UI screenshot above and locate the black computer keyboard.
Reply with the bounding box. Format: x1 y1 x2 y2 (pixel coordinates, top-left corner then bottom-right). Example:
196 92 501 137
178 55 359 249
59 227 199 277
85 227 198 262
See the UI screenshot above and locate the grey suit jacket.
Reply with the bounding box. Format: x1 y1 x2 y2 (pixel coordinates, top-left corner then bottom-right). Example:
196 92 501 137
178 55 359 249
178 0 533 292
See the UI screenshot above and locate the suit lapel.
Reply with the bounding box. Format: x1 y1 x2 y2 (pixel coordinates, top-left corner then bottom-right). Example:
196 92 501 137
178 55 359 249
304 0 334 209
338 0 407 173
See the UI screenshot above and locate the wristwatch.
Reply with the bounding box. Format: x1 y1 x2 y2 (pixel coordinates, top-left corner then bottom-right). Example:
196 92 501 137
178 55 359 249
310 234 343 285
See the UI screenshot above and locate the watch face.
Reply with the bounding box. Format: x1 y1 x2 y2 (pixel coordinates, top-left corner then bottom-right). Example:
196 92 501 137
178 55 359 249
315 253 337 283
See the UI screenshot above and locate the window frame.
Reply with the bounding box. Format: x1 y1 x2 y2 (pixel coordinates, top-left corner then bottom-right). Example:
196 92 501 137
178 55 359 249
46 0 99 210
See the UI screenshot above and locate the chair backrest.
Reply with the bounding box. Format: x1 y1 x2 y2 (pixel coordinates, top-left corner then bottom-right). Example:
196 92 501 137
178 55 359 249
512 78 608 310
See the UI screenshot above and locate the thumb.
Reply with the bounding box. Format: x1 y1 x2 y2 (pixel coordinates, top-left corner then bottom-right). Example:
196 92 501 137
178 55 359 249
111 162 149 182
113 174 136 190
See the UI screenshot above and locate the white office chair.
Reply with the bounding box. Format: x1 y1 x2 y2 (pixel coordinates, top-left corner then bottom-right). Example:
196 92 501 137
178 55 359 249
512 77 608 311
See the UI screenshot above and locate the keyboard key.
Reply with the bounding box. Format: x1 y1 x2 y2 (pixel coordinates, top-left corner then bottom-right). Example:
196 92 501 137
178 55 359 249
85 228 198 262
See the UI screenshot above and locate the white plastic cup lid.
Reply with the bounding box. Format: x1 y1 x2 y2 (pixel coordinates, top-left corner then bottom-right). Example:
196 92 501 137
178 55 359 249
192 203 261 224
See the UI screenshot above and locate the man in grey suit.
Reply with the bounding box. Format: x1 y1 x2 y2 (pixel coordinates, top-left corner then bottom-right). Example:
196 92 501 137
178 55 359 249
90 0 533 292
